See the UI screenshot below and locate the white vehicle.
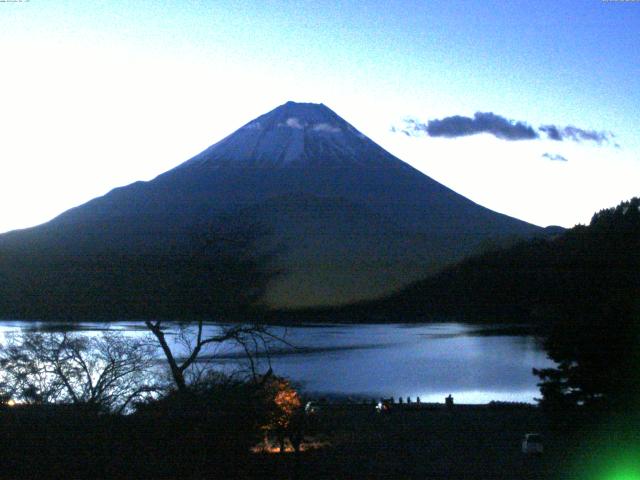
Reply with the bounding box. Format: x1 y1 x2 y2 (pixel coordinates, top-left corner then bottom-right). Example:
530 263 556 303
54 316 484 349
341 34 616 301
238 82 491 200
521 433 543 454
305 401 319 414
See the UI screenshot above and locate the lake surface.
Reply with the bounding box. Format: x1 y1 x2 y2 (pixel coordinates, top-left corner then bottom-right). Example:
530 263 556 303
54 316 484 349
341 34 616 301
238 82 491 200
0 321 553 404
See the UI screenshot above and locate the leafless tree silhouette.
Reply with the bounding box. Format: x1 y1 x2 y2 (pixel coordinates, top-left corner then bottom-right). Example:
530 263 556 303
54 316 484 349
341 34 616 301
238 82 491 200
0 332 162 413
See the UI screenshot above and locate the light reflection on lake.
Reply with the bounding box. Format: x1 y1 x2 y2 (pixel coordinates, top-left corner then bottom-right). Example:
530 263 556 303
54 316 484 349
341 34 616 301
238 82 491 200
0 321 553 404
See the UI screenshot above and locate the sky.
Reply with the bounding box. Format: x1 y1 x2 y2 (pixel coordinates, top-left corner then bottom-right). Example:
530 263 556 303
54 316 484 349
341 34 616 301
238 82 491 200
1 0 639 233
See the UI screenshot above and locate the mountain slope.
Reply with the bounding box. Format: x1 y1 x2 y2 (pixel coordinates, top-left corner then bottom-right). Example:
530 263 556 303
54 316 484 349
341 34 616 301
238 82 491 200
0 101 544 313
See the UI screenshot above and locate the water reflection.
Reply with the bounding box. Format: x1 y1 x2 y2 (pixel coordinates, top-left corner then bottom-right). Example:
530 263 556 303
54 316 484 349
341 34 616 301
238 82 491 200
0 321 553 404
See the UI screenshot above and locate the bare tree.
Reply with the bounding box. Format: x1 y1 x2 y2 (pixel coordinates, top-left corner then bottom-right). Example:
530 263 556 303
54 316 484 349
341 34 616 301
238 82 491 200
144 321 284 393
0 332 162 413
143 217 286 393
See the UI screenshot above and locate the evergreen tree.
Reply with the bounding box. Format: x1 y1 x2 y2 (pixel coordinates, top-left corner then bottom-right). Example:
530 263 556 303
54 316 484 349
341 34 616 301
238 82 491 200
534 198 640 410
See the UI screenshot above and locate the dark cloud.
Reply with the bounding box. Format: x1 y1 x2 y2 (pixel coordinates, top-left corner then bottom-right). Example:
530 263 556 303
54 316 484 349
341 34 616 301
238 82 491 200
395 112 618 147
539 125 562 141
540 125 613 144
422 112 539 141
542 153 568 162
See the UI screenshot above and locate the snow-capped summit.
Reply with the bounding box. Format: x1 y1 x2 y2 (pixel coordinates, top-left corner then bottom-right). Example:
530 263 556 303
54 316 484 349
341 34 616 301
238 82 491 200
180 101 405 169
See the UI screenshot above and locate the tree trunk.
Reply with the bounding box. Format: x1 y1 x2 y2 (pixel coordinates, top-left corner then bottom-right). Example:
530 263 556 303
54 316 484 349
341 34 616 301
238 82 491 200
145 321 188 392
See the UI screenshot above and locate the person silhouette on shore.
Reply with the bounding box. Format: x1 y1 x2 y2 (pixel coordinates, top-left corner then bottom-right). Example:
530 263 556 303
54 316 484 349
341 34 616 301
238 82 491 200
445 394 454 409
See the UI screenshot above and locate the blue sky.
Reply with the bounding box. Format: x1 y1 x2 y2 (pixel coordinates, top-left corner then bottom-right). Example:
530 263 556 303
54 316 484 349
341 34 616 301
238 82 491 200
1 0 639 232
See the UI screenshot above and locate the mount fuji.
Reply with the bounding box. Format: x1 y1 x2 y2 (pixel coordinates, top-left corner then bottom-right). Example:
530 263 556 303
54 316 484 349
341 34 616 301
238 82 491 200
0 101 543 312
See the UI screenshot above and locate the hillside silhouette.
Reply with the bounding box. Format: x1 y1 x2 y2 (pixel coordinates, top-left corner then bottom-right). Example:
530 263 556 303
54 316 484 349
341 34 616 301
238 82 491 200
367 197 639 324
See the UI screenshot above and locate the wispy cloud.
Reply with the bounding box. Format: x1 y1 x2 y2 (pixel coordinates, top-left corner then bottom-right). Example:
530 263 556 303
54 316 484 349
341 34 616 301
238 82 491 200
542 153 568 162
390 125 412 136
539 125 613 144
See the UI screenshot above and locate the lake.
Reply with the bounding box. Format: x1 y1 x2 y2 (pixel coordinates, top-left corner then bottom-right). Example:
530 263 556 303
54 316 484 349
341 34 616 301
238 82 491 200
0 320 553 404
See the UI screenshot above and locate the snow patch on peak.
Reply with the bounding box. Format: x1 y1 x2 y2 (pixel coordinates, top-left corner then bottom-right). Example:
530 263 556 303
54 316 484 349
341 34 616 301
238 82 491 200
284 117 304 129
274 118 341 134
243 121 263 130
312 123 341 133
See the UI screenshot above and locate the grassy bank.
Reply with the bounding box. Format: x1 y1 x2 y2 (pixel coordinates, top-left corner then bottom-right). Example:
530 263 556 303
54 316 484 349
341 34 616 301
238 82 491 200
251 403 556 479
